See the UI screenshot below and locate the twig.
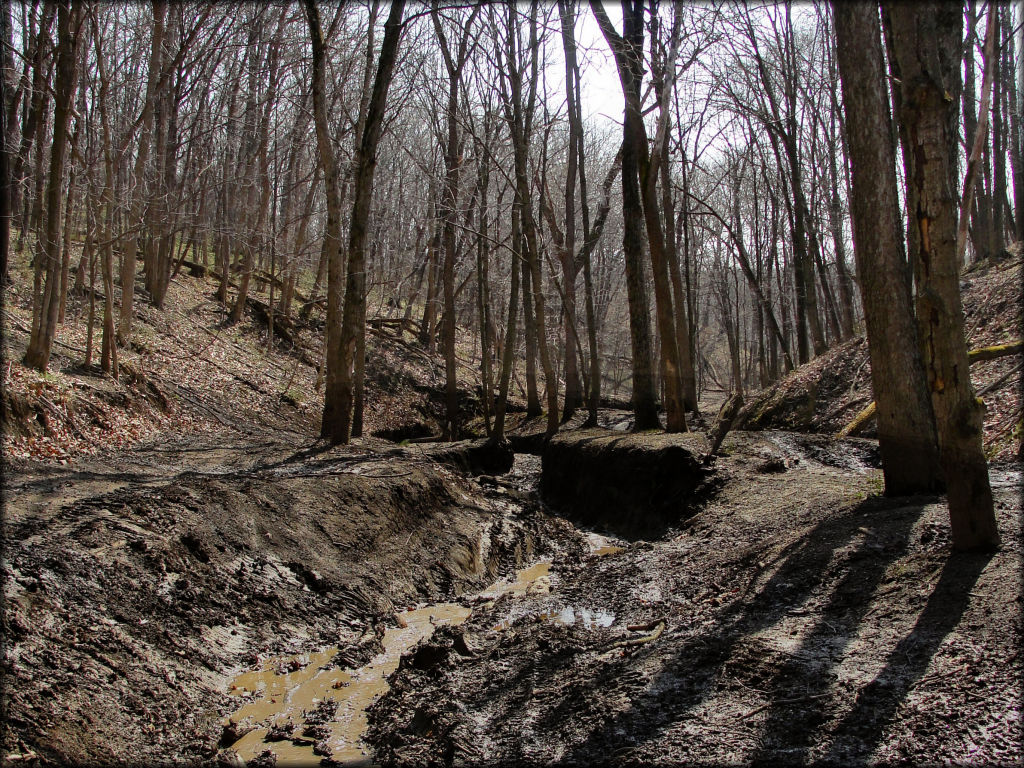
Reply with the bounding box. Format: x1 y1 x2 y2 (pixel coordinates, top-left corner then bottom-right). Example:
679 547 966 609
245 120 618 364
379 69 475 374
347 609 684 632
978 360 1023 397
603 619 666 654
742 692 830 719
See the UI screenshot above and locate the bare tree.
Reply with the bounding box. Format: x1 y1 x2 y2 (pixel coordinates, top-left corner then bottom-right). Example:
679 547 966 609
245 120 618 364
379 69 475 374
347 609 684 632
885 2 999 551
322 0 406 444
834 1 943 497
24 1 81 371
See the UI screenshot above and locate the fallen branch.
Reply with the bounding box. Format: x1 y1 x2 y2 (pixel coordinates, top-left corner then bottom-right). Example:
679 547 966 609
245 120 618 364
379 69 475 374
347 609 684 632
837 339 1022 437
602 619 666 655
968 339 1023 363
978 360 1023 397
836 401 877 439
704 393 743 463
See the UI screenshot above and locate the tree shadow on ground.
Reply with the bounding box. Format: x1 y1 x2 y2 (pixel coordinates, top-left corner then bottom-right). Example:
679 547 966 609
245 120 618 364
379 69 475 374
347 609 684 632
547 495 972 764
814 552 992 764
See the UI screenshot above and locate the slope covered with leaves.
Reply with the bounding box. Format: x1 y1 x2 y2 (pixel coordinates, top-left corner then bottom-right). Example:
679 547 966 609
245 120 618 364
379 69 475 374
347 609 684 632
2 252 484 467
735 248 1023 461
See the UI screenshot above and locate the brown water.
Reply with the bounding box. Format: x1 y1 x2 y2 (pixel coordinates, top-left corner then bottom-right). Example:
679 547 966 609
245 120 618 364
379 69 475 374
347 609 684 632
223 536 625 764
225 603 469 765
224 559 556 765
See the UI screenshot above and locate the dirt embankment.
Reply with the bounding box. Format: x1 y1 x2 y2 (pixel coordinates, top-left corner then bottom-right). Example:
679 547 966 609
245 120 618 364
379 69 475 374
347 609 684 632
734 251 1023 460
368 428 1022 766
540 430 718 539
1 433 575 765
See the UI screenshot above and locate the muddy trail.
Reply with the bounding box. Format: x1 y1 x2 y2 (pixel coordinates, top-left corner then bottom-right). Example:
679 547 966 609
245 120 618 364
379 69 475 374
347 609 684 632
3 416 1023 766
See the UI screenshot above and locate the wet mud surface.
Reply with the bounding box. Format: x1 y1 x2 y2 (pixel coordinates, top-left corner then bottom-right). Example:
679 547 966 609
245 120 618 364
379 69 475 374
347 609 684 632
367 431 1023 767
2 432 580 765
3 420 1021 766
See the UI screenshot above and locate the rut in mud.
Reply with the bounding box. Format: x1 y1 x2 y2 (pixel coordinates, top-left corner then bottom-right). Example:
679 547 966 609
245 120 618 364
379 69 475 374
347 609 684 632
1 433 582 765
367 431 1023 767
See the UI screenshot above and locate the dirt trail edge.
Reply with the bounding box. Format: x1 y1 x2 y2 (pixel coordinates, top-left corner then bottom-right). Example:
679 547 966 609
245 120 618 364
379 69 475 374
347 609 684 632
2 435 583 765
367 429 1023 766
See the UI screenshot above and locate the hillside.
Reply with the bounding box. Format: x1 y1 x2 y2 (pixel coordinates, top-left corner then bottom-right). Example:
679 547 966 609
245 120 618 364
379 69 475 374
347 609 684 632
2 254 492 467
735 249 1023 461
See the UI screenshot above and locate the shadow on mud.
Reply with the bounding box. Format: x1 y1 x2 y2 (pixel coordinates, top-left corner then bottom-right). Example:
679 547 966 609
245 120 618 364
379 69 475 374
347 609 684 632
546 495 990 764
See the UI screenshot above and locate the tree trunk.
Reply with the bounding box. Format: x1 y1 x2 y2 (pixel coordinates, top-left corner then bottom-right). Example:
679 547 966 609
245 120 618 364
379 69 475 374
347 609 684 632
835 3 944 498
24 2 80 372
886 2 999 551
492 206 521 442
592 0 660 431
557 0 583 420
431 5 480 440
521 246 541 417
502 1 557 434
989 4 1006 254
1010 7 1023 242
322 0 405 445
117 0 166 346
305 0 345 440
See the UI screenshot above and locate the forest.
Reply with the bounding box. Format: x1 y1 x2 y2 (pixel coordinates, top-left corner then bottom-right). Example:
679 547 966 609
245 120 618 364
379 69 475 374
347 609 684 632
2 1 1022 766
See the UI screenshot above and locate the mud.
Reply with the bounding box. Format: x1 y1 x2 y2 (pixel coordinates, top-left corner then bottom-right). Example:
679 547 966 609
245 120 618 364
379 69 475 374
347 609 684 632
1 432 581 766
367 430 1023 767
3 418 1021 766
219 550 594 766
541 429 720 539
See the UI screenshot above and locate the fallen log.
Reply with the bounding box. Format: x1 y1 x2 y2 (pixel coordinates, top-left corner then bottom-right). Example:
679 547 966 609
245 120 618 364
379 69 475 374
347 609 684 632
837 339 1022 437
704 392 743 462
968 339 1022 363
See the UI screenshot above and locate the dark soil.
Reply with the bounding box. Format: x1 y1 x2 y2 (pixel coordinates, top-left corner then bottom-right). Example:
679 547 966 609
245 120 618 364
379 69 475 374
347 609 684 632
540 430 719 539
3 246 1021 767
1 428 578 765
367 429 1023 766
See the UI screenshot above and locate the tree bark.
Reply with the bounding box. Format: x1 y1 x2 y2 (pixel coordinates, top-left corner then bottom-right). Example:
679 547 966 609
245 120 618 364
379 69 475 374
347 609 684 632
432 4 480 440
322 0 406 445
886 2 999 551
117 0 166 346
835 3 944 498
591 0 660 431
557 0 583 420
305 0 345 441
24 2 80 371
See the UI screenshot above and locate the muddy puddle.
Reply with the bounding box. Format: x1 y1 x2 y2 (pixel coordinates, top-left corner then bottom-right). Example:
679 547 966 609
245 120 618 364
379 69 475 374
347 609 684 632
222 533 624 764
224 601 470 765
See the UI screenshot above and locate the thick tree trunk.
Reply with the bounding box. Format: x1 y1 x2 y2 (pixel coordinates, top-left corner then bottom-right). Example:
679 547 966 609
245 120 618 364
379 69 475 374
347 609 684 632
835 3 943 497
23 2 80 372
592 0 660 431
886 2 999 551
322 0 405 445
305 0 345 440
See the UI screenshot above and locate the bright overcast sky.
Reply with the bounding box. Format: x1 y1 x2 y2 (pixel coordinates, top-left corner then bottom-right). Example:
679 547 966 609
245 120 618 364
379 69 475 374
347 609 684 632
574 9 627 126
